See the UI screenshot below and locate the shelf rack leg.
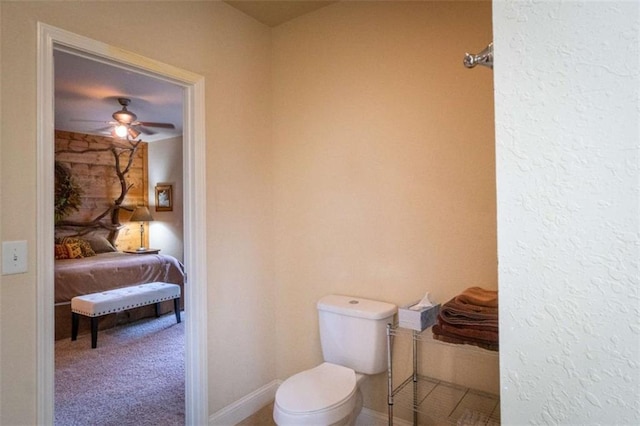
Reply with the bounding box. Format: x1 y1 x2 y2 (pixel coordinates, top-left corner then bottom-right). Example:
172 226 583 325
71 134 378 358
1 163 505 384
412 330 418 426
387 323 393 426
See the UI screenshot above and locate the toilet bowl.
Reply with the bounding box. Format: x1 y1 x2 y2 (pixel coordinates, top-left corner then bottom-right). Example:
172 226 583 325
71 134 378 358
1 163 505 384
273 295 396 426
273 362 365 426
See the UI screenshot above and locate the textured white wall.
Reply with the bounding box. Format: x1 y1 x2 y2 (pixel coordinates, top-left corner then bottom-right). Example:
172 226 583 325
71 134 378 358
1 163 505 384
494 1 639 424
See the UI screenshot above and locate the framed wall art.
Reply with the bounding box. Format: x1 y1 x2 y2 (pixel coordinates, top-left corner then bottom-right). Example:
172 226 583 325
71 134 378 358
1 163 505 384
155 184 173 212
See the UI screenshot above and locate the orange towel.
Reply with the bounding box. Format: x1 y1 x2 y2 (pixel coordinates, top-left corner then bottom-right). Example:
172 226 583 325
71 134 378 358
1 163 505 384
454 287 498 308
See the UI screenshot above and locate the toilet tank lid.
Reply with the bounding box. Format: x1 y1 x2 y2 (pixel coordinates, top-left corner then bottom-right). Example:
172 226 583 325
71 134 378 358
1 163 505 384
317 295 397 320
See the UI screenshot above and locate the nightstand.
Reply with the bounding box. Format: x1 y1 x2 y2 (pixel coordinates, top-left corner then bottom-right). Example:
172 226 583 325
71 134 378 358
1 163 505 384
124 248 160 255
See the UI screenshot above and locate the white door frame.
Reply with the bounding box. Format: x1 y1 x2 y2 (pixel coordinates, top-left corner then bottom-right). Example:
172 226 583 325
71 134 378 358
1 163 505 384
36 23 209 425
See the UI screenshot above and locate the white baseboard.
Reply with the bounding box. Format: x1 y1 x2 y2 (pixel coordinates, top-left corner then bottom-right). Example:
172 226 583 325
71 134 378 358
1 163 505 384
209 380 281 425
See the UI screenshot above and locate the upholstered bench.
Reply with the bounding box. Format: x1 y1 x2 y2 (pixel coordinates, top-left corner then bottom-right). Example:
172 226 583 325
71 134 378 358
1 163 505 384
71 282 181 348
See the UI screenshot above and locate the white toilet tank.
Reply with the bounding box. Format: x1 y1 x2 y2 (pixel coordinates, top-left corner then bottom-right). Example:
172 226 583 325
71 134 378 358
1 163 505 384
317 295 397 375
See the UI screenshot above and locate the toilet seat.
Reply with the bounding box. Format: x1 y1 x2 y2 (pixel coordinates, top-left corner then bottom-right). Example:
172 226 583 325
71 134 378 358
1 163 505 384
277 362 356 413
274 362 358 425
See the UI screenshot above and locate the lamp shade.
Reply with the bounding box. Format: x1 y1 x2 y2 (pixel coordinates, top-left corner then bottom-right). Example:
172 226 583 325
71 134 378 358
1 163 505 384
130 206 154 222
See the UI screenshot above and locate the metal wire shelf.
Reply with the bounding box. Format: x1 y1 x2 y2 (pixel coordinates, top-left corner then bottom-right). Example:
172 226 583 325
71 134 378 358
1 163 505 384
387 324 500 425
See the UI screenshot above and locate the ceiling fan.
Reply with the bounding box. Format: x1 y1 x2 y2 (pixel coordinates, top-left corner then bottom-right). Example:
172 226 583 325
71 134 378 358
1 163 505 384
109 97 175 139
77 97 175 140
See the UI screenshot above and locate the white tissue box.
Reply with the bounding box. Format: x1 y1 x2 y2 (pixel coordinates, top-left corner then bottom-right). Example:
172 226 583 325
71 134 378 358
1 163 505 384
398 302 440 331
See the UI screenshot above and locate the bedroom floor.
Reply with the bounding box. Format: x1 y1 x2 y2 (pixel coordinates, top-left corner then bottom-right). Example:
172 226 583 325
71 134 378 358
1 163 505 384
55 312 184 425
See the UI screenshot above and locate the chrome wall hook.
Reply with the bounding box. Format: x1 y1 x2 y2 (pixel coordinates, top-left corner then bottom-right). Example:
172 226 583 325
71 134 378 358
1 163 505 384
464 42 493 70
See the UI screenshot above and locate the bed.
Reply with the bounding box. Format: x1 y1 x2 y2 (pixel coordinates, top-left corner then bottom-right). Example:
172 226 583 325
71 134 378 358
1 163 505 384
54 234 185 340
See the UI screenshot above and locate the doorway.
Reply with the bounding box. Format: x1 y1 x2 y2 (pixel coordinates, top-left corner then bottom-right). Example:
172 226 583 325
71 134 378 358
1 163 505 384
37 23 208 425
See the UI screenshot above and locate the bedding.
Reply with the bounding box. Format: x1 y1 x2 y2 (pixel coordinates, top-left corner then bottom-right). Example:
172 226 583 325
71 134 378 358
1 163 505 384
55 251 185 305
53 228 186 340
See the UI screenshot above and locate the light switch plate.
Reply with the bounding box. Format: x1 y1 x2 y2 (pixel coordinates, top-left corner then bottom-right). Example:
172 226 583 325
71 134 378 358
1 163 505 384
2 240 28 275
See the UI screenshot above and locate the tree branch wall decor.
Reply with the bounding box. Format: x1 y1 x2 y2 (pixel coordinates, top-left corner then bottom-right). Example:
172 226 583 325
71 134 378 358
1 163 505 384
54 161 83 223
54 131 148 249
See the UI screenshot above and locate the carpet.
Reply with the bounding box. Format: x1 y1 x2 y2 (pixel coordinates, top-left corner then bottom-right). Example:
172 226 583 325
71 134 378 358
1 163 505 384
55 312 185 426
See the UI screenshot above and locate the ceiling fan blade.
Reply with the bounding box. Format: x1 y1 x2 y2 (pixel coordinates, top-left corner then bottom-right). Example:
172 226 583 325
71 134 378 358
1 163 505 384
134 126 157 136
138 121 175 129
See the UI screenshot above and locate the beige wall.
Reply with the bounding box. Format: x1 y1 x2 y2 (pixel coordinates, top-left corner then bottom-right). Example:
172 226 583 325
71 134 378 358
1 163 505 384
0 1 274 423
148 136 185 262
272 0 496 412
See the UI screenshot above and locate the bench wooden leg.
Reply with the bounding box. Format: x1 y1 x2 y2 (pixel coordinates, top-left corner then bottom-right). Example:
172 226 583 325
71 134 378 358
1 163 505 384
71 312 79 341
155 302 160 318
174 298 181 323
91 317 99 349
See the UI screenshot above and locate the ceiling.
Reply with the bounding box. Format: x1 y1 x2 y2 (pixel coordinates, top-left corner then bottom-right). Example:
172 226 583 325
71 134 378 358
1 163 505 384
224 1 337 27
54 50 184 143
54 1 336 142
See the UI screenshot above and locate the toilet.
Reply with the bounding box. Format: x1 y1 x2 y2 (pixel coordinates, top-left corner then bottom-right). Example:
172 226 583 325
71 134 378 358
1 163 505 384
273 294 397 426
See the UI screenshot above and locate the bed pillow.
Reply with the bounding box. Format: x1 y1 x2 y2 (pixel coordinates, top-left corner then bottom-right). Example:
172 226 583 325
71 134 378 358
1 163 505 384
64 243 84 259
58 237 96 257
85 236 117 253
54 244 69 260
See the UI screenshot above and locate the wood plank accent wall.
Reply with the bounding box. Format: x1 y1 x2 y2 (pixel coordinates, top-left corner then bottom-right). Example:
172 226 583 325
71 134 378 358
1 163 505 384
54 130 149 251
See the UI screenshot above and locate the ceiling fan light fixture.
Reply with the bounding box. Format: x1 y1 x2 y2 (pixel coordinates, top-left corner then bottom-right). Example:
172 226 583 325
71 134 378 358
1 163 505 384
114 124 128 138
128 127 141 139
112 109 137 124
112 98 137 124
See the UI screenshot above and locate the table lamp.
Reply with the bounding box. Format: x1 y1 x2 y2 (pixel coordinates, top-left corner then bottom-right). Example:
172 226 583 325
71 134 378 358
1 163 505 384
130 206 154 251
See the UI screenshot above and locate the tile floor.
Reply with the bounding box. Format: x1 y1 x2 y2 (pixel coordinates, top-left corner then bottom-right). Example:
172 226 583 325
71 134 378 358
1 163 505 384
390 375 500 425
236 403 275 426
235 378 500 425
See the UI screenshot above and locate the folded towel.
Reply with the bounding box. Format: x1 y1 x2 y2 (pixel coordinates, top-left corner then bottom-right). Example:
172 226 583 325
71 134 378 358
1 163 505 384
454 286 498 308
442 298 498 316
431 287 499 352
437 313 498 332
432 324 499 352
439 299 498 327
438 319 498 344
